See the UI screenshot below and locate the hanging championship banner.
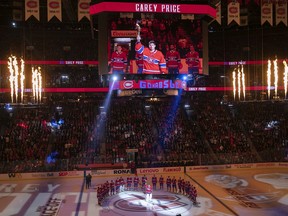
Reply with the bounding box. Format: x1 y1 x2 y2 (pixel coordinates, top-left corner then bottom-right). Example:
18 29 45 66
276 1 287 26
261 1 273 25
25 0 39 21
78 0 90 21
47 0 62 22
227 1 240 25
216 2 221 25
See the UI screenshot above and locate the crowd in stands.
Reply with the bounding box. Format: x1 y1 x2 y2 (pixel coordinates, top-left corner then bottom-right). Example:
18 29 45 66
0 93 287 173
236 101 288 162
195 93 258 164
0 106 52 172
104 98 157 164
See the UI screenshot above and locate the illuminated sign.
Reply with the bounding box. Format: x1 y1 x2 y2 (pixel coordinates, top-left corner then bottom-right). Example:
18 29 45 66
135 4 180 13
90 2 216 17
111 30 138 38
110 79 187 90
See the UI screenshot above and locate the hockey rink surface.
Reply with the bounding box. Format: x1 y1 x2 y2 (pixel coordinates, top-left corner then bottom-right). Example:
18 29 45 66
0 165 288 216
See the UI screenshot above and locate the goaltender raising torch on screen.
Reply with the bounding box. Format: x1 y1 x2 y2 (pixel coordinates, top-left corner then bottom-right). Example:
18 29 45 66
135 23 167 74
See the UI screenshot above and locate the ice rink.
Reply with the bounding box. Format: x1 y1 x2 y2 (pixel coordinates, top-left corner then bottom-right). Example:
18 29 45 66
0 164 288 216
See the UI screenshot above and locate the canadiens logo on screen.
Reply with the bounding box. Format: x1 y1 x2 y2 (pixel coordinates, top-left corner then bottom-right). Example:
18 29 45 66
123 80 134 89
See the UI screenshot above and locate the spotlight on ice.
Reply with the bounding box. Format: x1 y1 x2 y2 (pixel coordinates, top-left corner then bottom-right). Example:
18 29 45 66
182 75 187 81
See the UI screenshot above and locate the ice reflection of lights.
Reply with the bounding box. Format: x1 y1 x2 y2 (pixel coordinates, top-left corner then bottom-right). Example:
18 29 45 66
115 191 211 215
32 67 42 103
232 69 236 100
273 59 278 97
8 55 25 103
267 60 271 99
116 192 176 215
284 60 288 99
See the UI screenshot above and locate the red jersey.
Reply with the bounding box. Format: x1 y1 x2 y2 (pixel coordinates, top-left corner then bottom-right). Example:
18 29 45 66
120 177 125 186
166 177 172 185
166 50 180 68
135 42 167 74
134 177 139 184
178 178 182 186
135 53 143 68
111 51 127 70
116 179 120 186
146 185 153 194
152 176 157 184
142 176 148 185
172 178 177 186
192 187 197 197
110 181 115 189
185 51 199 68
127 177 132 185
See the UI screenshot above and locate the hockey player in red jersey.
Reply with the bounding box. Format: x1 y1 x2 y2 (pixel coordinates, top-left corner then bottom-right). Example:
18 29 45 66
166 44 181 74
126 176 133 191
135 23 167 75
152 174 157 190
145 184 153 202
110 44 127 74
110 180 115 195
185 44 199 74
159 175 164 190
134 175 140 191
135 52 143 74
142 174 148 192
185 44 199 85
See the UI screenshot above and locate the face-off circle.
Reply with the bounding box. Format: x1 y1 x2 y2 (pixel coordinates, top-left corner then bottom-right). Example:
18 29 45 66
100 190 211 216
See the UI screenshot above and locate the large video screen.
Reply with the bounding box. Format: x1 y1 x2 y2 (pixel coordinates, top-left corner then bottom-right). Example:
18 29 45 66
90 0 213 90
108 14 208 77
